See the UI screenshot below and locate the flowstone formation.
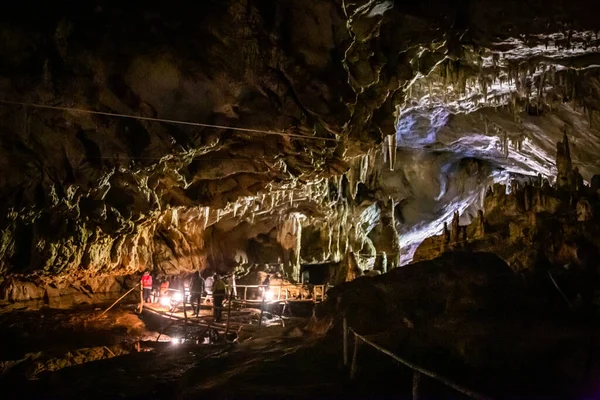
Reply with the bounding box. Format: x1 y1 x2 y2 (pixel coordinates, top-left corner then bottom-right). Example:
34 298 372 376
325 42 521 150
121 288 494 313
2 1 600 302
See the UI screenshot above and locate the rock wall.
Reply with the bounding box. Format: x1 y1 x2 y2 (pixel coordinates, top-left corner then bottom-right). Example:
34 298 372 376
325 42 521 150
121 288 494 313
2 1 600 301
414 134 600 283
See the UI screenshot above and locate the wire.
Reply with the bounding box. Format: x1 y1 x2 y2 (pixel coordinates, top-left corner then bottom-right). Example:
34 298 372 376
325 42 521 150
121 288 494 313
0 99 340 143
4 99 596 168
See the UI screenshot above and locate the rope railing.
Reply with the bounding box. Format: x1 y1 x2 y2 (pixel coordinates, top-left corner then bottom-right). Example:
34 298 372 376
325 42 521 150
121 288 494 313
342 317 493 400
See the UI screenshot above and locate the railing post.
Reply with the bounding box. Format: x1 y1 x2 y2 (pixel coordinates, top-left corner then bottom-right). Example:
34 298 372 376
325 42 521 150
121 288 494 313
413 371 421 400
343 316 348 366
138 282 144 313
225 288 233 339
350 334 359 379
258 289 266 329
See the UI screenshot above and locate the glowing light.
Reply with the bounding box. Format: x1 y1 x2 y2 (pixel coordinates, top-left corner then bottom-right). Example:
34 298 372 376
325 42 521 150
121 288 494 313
264 290 274 301
159 296 171 307
172 292 183 302
171 337 180 345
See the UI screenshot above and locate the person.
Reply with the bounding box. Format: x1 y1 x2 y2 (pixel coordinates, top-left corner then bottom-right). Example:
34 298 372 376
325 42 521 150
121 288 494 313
204 274 214 296
212 274 227 322
262 274 271 288
160 276 170 296
191 271 205 317
261 274 271 300
227 272 237 299
141 271 152 303
152 273 160 303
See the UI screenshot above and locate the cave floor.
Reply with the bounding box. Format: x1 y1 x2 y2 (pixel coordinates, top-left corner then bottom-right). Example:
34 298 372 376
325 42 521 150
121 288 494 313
1 327 445 400
4 336 352 400
2 302 599 399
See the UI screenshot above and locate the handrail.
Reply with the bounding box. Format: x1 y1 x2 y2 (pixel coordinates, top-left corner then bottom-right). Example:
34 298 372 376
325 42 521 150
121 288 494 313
161 283 329 303
343 318 492 400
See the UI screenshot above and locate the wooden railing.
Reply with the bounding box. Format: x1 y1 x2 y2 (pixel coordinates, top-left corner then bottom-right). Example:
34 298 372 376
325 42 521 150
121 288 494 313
342 317 492 400
227 283 329 302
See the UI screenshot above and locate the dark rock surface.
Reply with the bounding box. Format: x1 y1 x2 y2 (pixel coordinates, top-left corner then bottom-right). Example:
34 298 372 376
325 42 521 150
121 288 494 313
322 251 600 398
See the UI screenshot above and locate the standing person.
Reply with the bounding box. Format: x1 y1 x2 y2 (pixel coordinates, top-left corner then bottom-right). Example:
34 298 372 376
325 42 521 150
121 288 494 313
160 276 170 296
262 274 271 288
141 271 152 303
261 274 271 300
204 274 214 297
227 272 237 299
152 273 160 303
191 271 205 317
212 274 227 322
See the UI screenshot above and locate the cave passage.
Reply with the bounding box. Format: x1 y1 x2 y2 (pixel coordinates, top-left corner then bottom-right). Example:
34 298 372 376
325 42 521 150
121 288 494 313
2 0 600 398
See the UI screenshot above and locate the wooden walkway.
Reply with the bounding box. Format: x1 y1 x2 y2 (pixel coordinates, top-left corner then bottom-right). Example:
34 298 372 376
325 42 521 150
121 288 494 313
229 283 329 303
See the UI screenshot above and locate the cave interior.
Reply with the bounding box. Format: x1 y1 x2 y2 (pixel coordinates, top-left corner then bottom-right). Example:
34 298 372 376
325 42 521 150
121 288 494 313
2 0 600 398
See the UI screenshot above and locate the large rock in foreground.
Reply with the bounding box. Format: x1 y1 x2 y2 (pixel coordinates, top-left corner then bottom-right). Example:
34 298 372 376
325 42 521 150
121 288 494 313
320 252 600 399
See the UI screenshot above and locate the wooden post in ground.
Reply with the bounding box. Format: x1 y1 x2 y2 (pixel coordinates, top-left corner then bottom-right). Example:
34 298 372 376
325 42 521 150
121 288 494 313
258 289 266 329
350 335 359 379
182 289 189 341
138 281 144 313
343 316 348 366
412 371 421 400
225 288 233 338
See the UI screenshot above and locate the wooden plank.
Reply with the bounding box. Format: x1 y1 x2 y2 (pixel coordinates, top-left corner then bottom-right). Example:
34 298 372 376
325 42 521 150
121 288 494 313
97 283 140 319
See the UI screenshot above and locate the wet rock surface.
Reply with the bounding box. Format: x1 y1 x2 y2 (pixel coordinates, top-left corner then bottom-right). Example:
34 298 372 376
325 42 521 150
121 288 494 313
0 305 150 380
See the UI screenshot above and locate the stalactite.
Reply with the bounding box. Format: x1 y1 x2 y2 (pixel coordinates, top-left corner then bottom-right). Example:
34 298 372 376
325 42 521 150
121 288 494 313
203 206 210 229
387 134 396 171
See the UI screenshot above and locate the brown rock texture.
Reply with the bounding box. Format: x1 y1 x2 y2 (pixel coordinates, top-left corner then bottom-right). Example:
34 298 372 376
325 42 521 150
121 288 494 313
1 1 600 302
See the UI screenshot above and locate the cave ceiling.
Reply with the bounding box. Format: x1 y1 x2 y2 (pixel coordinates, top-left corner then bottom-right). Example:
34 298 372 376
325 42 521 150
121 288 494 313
1 0 600 284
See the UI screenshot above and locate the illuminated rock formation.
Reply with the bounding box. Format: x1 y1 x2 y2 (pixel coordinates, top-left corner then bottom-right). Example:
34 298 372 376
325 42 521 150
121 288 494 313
1 1 600 303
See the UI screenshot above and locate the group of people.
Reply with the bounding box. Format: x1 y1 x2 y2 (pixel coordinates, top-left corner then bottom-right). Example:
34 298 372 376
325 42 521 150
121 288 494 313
141 270 236 323
141 271 182 303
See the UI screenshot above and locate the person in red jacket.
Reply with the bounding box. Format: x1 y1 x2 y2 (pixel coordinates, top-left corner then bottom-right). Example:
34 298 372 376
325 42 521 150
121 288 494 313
141 271 153 303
